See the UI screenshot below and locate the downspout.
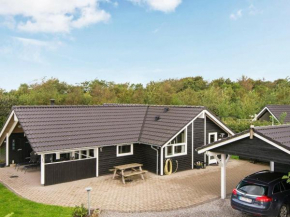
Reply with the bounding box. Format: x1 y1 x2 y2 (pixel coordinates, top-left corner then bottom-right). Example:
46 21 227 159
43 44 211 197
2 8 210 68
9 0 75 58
151 146 159 175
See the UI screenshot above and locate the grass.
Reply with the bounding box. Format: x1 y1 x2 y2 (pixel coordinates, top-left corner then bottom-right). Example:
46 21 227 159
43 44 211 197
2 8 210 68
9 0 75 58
0 183 73 217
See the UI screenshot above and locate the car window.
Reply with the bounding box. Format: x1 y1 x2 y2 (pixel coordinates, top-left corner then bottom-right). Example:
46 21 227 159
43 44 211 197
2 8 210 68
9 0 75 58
282 180 290 191
273 183 281 194
237 181 268 196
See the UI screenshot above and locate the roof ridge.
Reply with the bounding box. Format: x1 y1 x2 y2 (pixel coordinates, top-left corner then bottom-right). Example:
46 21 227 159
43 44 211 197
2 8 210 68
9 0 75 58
103 103 205 108
138 106 149 142
254 124 290 130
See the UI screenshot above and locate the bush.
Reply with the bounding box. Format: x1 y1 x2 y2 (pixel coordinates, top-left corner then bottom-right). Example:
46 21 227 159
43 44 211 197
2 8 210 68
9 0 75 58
72 204 88 217
91 209 101 217
223 118 272 133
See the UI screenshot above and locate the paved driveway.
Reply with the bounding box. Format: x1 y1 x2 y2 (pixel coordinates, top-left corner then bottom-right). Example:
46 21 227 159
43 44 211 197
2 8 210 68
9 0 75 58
0 160 268 212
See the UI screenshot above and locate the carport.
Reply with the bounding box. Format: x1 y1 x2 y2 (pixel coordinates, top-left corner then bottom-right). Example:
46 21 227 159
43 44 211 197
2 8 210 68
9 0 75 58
197 125 290 199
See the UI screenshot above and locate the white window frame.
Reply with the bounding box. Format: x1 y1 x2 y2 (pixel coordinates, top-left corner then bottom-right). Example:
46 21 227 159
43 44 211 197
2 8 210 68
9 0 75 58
117 144 134 157
165 129 187 158
208 132 218 144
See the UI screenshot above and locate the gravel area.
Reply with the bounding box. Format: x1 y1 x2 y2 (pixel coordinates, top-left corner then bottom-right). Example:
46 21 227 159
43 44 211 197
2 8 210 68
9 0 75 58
101 197 251 217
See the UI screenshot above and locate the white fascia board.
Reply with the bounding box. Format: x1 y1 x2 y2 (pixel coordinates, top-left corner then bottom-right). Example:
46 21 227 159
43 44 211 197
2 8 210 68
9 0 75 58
255 107 279 123
197 133 250 154
204 110 235 136
0 111 15 139
254 134 290 155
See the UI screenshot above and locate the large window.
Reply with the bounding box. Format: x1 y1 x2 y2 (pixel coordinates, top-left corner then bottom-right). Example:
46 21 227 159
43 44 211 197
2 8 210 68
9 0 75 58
117 144 133 157
166 130 187 157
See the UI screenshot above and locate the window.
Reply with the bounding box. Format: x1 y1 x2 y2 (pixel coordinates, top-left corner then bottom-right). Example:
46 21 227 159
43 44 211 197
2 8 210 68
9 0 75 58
237 181 268 196
165 130 187 157
282 180 290 191
117 144 133 157
273 183 281 194
208 132 218 144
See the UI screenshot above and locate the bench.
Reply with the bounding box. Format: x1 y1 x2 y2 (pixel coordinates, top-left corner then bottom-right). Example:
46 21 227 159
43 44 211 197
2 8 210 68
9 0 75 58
123 170 148 178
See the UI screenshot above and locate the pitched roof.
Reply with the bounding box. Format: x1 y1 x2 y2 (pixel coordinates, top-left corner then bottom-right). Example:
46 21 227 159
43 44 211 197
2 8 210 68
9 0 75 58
12 104 205 153
197 124 290 153
254 124 290 150
258 105 290 123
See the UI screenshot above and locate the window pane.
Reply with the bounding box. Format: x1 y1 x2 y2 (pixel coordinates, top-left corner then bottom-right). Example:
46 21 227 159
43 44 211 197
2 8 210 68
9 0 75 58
81 150 87 159
174 145 185 154
170 130 185 144
119 145 131 154
273 183 281 194
237 181 268 196
167 146 173 156
89 149 94 157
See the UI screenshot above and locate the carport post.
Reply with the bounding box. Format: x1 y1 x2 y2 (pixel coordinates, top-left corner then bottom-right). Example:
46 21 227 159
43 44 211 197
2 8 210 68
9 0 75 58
41 154 45 185
270 161 274 171
6 133 9 166
221 154 226 199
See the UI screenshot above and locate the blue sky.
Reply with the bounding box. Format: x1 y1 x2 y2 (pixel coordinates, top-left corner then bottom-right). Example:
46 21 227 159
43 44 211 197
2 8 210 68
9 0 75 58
0 0 290 90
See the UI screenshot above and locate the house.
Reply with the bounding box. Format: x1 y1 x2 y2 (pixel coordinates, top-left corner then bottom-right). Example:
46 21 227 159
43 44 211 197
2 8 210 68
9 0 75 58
0 103 234 185
254 105 290 123
197 124 290 199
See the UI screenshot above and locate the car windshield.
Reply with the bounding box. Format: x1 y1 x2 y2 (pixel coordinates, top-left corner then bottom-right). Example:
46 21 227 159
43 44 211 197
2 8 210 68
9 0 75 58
237 181 268 196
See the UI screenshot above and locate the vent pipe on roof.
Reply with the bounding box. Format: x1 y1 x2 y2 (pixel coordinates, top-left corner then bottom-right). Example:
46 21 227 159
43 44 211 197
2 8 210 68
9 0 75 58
164 107 169 113
250 125 254 139
155 116 160 121
50 99 55 106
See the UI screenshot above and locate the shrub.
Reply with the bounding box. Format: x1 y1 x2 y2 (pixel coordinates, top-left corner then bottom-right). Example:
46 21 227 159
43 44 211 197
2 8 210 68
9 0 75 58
91 209 101 217
72 204 88 217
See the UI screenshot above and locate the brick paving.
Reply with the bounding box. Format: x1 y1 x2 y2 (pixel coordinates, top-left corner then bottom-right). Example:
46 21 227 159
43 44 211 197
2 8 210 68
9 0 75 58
0 160 268 212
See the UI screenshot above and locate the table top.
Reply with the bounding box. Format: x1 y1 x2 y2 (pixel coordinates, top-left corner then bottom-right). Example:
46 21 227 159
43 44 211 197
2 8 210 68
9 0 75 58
114 163 143 170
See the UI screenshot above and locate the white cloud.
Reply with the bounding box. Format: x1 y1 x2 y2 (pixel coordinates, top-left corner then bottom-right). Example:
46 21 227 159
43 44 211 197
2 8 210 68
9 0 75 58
230 10 242 20
128 0 182 13
0 0 111 33
249 4 263 16
0 37 62 63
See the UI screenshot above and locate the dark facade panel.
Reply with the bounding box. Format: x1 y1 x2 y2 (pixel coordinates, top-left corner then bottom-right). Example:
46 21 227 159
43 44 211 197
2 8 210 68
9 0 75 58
162 123 193 173
45 158 96 186
206 116 228 143
274 163 290 174
9 133 33 164
213 137 290 164
194 118 204 162
258 110 271 122
98 144 157 176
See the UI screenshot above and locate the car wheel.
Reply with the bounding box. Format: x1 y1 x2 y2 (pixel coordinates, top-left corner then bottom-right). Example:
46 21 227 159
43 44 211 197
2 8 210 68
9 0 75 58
278 204 288 217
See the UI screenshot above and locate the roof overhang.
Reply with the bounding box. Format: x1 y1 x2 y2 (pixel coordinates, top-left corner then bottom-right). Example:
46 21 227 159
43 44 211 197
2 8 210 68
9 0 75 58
197 130 290 156
0 111 19 146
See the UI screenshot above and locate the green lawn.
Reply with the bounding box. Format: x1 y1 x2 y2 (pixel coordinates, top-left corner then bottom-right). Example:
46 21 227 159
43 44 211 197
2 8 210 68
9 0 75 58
0 183 73 217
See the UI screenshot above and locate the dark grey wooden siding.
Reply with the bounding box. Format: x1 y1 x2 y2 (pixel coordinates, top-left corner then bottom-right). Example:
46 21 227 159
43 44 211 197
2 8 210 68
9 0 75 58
258 110 271 122
193 118 204 162
275 163 290 174
99 144 157 176
45 158 96 185
206 116 228 143
162 123 193 172
9 133 32 164
212 137 290 164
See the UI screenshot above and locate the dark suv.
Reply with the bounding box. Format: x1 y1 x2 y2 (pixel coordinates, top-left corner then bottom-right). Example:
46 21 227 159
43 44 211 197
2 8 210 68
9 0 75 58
231 170 290 217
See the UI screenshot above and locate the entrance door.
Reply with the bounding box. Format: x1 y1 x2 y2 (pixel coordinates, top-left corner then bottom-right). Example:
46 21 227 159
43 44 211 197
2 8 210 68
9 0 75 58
208 132 218 164
9 134 32 164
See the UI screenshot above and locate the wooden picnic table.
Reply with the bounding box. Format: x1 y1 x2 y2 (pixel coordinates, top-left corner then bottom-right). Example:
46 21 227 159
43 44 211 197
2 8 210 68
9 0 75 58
112 163 148 184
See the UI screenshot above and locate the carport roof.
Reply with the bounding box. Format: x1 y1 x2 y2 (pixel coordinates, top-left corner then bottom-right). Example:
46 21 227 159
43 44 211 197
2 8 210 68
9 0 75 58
197 124 290 154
